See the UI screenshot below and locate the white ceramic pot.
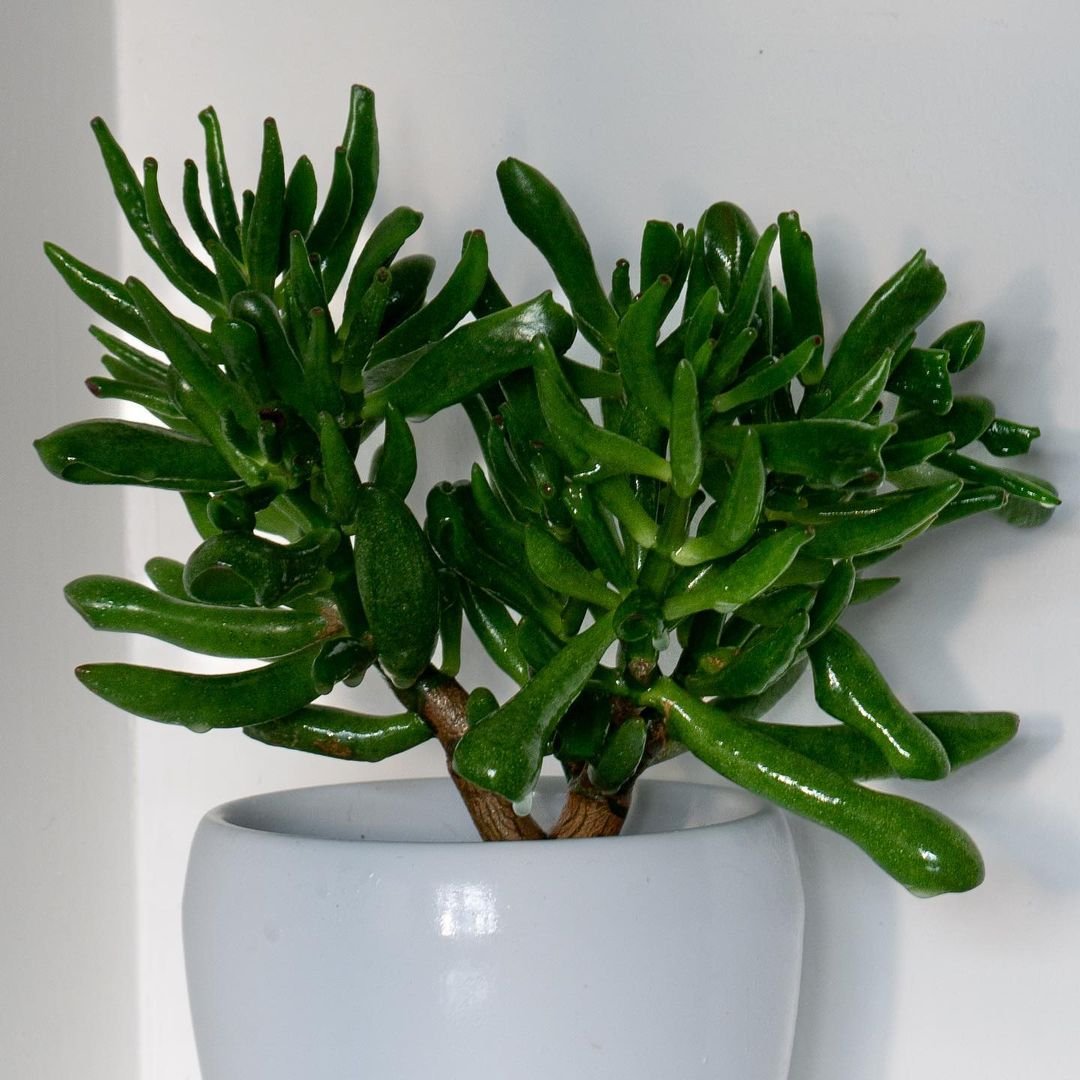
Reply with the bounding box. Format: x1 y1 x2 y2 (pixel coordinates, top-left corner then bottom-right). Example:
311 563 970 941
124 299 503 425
184 777 804 1079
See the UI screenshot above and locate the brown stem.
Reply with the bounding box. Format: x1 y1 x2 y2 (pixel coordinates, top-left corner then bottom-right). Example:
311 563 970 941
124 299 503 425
550 779 631 839
550 694 671 839
412 672 547 841
404 674 673 842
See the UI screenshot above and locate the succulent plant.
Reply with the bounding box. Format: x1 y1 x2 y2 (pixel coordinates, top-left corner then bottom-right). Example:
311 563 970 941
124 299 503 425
36 87 1057 896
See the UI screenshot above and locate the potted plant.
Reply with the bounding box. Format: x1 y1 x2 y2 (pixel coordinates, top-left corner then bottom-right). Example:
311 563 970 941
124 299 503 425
35 86 1057 1079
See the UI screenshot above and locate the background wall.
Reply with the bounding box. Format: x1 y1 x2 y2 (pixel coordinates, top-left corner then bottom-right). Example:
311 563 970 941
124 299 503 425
2 2 138 1077
8 1 1079 1077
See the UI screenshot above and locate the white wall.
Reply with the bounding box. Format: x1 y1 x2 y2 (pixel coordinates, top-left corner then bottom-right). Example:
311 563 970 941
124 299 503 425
13 1 1079 1076
1 2 139 1077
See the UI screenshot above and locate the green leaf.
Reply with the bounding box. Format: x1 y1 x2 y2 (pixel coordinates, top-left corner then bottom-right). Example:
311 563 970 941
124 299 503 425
801 482 962 558
369 406 417 500
685 612 808 698
322 85 380 296
675 427 764 566
591 716 648 793
524 526 620 609
777 210 825 385
363 293 575 419
616 275 673 426
535 338 672 482
44 242 153 344
809 626 949 779
497 157 618 351
705 418 893 488
886 347 953 415
663 526 813 621
65 574 332 658
453 612 617 802
76 640 365 730
932 451 1060 509
814 249 946 409
184 531 335 607
756 710 1018 780
669 360 703 498
244 118 286 294
245 703 430 761
712 335 818 415
353 484 440 687
932 320 985 373
35 419 239 491
369 229 489 363
645 677 984 896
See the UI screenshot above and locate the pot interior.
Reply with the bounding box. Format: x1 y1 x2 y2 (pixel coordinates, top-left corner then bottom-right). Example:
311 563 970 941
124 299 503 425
213 776 764 844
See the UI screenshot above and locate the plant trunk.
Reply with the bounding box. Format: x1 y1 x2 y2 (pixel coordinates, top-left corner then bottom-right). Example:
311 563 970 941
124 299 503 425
411 672 547 840
410 669 635 841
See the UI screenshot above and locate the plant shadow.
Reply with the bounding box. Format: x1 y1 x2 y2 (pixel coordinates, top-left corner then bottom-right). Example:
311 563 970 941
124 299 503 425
786 817 899 1080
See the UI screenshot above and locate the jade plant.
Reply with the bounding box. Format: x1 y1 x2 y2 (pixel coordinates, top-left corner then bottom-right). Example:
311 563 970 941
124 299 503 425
36 86 1057 897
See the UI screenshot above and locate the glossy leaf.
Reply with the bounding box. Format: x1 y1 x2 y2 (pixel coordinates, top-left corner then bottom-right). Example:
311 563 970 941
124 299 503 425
617 275 673 425
535 338 672 482
647 678 983 896
341 206 424 332
752 710 1018 781
198 106 242 259
44 243 153 344
184 530 335 607
640 219 682 291
814 250 946 408
815 348 891 421
353 484 440 687
35 419 239 491
663 526 813 621
932 452 1060 508
715 223 777 350
809 626 949 780
322 85 380 296
525 526 620 609
591 716 648 793
669 360 703 498
381 254 436 331
777 210 825 385
142 157 221 306
712 335 818 415
932 320 985 373
245 703 431 760
65 574 333 658
705 419 893 488
363 293 574 419
804 559 856 646
369 405 417 500
244 118 286 294
497 157 618 350
980 418 1041 457
75 639 364 730
802 482 962 558
453 613 617 802
369 229 488 363
886 347 953 415
674 427 765 566
458 580 530 686
894 395 995 450
685 612 809 697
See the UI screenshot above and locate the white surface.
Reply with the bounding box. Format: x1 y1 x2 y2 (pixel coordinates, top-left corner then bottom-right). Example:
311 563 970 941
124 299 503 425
183 779 802 1079
1 2 138 1078
7 1 1078 1077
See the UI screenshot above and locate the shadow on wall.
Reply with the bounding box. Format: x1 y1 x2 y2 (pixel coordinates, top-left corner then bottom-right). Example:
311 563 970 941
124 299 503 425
787 819 898 1080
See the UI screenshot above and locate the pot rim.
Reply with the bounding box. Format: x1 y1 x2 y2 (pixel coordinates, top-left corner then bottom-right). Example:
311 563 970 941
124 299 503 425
200 775 772 852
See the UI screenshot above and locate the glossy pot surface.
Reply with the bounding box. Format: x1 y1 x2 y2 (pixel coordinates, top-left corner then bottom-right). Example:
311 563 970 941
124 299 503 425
184 777 803 1079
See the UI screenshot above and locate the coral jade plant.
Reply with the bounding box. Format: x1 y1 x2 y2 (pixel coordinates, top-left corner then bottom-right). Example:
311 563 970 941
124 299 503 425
36 86 1057 896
